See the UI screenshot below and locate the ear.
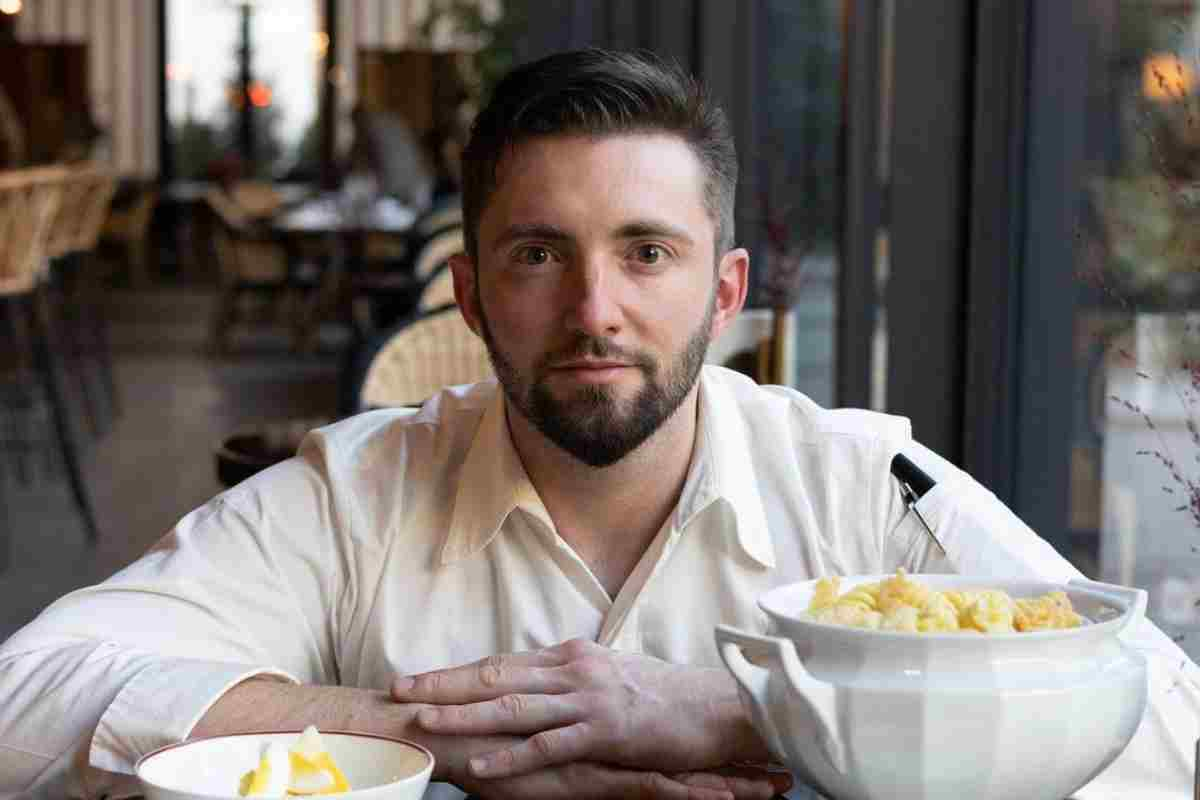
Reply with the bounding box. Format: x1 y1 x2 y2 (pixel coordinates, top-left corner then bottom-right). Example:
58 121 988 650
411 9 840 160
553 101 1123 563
449 253 484 338
709 247 749 341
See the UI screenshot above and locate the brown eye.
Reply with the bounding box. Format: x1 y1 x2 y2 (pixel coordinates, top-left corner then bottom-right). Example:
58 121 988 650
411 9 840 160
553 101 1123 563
517 246 551 266
635 244 664 264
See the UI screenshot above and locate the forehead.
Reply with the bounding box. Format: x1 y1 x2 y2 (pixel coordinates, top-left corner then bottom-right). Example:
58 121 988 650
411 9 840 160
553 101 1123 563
482 133 713 242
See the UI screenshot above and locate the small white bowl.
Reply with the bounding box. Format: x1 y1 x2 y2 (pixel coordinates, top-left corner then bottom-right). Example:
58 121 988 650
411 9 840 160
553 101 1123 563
135 730 434 800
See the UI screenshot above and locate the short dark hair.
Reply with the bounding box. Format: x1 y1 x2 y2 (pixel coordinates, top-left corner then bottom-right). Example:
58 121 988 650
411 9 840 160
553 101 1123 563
460 48 737 261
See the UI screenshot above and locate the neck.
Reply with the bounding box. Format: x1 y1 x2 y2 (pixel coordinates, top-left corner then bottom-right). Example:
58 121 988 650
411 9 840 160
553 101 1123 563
506 387 701 594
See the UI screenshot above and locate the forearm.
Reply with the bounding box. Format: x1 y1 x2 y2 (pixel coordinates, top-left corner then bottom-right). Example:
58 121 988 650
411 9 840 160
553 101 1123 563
191 679 409 739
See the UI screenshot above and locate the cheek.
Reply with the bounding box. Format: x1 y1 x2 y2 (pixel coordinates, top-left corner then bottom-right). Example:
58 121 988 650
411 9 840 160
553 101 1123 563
480 281 557 342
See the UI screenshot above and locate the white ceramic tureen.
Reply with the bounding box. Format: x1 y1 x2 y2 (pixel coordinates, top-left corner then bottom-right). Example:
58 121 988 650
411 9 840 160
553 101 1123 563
715 575 1148 800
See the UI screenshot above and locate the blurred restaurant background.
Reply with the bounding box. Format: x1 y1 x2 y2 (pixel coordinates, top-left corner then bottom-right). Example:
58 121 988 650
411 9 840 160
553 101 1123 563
4 0 1200 658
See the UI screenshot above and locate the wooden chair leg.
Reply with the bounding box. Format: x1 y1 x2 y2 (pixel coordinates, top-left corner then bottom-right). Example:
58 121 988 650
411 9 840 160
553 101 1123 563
209 285 239 355
92 290 120 421
79 253 120 422
0 450 8 573
26 291 99 542
2 295 35 486
129 238 150 287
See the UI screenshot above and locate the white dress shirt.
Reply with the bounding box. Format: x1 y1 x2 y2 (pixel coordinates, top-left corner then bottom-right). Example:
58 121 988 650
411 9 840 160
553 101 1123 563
0 366 1196 799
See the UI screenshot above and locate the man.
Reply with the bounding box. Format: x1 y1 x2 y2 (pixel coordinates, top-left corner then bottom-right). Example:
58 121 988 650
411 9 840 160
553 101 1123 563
0 49 1196 800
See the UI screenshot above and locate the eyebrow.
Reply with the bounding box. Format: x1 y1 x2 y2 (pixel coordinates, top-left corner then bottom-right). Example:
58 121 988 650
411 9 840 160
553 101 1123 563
614 220 695 247
491 224 573 251
490 220 696 251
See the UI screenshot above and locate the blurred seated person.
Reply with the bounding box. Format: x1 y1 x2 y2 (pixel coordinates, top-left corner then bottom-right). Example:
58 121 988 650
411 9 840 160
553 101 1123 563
348 105 435 211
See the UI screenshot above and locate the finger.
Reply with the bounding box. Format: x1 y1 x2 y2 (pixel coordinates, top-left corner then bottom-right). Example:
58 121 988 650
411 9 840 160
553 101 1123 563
673 769 794 800
417 693 582 735
468 721 594 778
626 770 734 800
391 653 571 702
565 764 734 800
475 762 733 800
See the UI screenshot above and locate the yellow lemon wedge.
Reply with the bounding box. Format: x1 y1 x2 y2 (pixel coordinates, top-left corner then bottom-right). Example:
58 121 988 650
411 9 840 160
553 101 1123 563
240 742 290 797
286 726 350 796
238 727 351 797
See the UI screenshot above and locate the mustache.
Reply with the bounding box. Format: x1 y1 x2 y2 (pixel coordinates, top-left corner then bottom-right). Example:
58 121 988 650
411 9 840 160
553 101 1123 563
540 335 653 370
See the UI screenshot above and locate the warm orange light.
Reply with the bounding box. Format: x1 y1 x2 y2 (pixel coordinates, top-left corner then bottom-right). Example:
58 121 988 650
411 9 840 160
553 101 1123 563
0 0 23 16
1143 53 1196 102
312 31 330 58
247 81 272 108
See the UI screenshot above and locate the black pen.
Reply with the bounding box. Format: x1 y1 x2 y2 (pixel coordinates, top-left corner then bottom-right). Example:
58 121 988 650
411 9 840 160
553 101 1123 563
890 453 946 555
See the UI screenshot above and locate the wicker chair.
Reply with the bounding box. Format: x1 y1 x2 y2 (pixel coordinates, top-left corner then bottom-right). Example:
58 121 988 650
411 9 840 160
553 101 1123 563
205 187 314 354
0 165 99 543
352 224 465 336
44 165 119 433
354 305 492 411
100 181 159 286
418 263 457 311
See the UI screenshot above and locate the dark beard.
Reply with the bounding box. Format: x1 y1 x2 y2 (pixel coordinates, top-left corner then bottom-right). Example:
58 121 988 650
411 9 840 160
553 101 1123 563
477 295 714 468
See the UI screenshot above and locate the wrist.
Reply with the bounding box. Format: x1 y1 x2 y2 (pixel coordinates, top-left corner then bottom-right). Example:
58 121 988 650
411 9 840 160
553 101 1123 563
708 671 773 765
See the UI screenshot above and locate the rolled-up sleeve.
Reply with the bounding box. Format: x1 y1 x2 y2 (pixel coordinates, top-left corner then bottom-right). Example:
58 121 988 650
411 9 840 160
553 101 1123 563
0 455 345 799
884 441 1200 799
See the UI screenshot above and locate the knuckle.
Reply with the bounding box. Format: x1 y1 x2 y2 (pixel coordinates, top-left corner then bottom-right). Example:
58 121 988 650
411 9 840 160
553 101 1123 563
413 671 442 695
493 746 517 771
560 637 593 659
571 656 605 683
479 660 503 688
498 692 526 718
638 771 671 798
530 729 559 759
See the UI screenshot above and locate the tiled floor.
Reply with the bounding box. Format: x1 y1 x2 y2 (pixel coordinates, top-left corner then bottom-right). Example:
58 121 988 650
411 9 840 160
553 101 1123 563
0 285 344 641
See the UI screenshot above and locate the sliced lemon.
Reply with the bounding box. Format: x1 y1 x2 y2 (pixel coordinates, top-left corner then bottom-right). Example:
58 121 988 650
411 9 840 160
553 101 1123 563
286 726 350 796
240 742 290 797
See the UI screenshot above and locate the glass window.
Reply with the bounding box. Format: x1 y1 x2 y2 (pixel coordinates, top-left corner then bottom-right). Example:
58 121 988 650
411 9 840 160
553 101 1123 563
762 0 843 405
1061 0 1200 655
166 0 322 180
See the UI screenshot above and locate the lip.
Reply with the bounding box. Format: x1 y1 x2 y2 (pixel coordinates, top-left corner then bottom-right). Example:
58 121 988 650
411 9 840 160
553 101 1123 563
551 360 631 370
548 360 636 384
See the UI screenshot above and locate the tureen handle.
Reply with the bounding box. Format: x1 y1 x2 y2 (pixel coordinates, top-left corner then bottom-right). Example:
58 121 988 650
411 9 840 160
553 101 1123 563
715 624 845 774
1067 578 1148 632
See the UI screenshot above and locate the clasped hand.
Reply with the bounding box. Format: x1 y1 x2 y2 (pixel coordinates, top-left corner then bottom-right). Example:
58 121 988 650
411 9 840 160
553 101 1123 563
391 638 789 799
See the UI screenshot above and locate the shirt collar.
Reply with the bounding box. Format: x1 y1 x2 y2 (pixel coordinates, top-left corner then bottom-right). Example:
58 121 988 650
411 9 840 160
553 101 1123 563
440 368 775 569
441 387 546 565
675 369 776 569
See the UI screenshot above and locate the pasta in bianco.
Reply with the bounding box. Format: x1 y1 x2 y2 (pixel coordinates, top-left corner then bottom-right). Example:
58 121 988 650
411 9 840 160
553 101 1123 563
805 570 1083 633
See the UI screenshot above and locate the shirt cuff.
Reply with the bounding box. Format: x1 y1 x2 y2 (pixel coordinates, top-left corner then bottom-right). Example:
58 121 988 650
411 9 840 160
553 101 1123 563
89 659 298 775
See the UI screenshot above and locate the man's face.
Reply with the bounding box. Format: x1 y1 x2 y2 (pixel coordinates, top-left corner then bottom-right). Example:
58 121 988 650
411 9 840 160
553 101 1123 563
453 133 747 467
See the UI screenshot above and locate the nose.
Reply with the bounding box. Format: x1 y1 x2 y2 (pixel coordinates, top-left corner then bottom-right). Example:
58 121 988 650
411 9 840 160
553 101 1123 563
563 254 622 338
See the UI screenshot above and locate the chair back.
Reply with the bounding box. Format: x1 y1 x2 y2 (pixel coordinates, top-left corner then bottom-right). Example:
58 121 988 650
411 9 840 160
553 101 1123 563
204 187 288 284
414 202 462 239
419 263 457 311
0 166 67 293
358 306 492 409
205 187 253 233
230 181 284 219
45 165 117 258
413 226 463 281
74 168 119 252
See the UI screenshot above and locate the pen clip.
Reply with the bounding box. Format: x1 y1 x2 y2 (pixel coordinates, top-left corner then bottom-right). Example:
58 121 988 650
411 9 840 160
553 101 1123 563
898 479 947 556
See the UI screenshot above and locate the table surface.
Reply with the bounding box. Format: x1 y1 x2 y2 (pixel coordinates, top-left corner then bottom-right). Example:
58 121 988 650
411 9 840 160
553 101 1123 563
272 194 417 235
